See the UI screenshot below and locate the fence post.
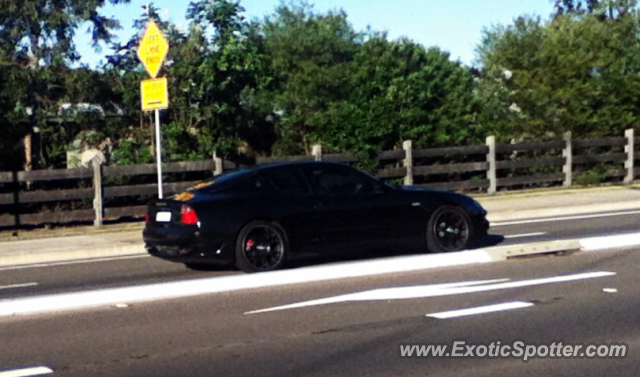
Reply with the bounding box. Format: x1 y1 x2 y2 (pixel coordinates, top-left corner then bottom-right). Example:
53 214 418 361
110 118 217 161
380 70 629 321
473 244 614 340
92 157 104 227
403 140 413 186
625 129 635 184
11 171 20 228
312 144 323 162
563 131 573 187
486 136 497 195
213 152 223 176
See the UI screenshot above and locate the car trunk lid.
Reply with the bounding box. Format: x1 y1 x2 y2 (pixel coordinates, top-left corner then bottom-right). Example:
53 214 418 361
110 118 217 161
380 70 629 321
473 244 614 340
146 200 186 225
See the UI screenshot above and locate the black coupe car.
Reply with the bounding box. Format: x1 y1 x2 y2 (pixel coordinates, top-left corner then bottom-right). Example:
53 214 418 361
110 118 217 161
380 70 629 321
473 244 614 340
143 161 489 272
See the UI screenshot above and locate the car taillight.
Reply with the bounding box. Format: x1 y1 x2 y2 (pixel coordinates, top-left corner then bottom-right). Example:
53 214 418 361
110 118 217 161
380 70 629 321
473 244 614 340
180 204 199 225
145 212 150 223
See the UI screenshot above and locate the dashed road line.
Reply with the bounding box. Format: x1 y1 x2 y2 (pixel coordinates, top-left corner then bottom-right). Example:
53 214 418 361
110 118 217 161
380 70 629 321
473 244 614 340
427 301 534 319
0 366 53 377
0 283 38 291
504 232 546 239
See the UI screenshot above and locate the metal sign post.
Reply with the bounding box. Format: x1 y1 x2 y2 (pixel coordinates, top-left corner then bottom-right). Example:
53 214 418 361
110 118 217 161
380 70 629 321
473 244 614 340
140 77 169 198
154 109 163 198
137 19 170 199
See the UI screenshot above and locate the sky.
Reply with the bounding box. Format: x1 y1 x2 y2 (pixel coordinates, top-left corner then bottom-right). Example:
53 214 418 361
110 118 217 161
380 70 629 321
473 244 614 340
76 0 555 68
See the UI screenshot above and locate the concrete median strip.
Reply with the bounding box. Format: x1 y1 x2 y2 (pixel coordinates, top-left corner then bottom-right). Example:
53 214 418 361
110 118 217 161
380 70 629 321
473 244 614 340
484 232 640 261
484 240 582 261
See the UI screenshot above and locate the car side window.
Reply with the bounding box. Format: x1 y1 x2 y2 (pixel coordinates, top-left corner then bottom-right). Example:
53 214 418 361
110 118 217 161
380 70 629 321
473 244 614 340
269 169 311 195
230 176 263 194
305 166 375 195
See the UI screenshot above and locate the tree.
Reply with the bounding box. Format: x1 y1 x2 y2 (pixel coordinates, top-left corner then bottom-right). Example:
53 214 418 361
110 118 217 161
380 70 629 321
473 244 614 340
553 0 637 19
314 35 481 159
0 0 130 66
102 1 269 163
0 65 24 171
255 2 361 155
0 0 132 169
477 11 640 140
103 3 182 164
184 0 268 157
253 2 481 160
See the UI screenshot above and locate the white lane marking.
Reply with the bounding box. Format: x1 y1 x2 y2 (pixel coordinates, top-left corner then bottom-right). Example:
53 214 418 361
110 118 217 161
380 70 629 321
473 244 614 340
0 250 495 317
0 283 38 291
245 271 615 315
427 301 534 319
602 288 618 293
0 255 150 271
580 232 640 251
491 209 640 226
504 232 546 239
244 279 510 315
0 366 53 377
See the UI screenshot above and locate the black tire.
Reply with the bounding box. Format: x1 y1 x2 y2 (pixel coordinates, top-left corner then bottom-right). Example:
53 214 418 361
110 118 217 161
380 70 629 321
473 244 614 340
426 205 472 252
235 221 288 273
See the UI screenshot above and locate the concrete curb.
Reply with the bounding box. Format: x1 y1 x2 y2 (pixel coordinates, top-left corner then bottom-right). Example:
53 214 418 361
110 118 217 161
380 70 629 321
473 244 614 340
486 201 640 223
0 245 146 267
473 184 640 201
484 240 582 261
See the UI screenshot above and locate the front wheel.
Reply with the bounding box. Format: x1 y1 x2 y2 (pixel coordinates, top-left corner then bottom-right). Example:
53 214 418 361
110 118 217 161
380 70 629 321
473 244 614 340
427 205 472 252
235 221 288 273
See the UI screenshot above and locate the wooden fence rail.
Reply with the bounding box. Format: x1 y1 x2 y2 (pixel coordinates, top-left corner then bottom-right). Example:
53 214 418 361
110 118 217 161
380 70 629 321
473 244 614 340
0 129 638 228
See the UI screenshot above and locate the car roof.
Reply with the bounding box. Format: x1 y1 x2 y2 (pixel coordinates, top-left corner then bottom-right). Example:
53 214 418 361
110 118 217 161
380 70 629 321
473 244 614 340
202 161 350 184
252 160 350 172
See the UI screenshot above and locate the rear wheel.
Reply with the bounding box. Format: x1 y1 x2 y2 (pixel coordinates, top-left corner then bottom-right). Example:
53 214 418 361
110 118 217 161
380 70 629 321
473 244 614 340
235 221 288 273
427 205 472 252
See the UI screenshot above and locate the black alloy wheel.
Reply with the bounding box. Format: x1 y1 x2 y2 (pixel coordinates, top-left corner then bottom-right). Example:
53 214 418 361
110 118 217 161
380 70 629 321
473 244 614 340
235 221 288 273
427 205 472 252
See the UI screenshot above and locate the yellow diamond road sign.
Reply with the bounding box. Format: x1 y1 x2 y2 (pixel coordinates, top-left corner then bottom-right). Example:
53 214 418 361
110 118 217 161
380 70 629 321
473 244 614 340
137 20 169 79
141 78 169 111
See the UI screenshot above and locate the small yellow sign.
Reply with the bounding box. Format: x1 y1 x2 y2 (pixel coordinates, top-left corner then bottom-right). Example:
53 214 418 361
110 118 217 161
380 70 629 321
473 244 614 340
141 78 169 111
137 20 169 79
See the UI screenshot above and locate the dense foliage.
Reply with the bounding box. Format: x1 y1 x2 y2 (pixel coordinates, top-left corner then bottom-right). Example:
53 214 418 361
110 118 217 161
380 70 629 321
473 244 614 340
1 0 639 171
478 0 640 141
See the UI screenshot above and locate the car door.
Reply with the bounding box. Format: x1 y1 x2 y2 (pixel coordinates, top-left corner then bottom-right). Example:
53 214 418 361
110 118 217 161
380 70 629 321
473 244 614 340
299 164 405 249
261 166 321 250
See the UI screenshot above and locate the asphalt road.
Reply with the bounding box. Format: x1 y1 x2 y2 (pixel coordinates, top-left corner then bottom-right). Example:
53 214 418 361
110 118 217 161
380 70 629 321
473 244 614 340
0 209 639 301
1 240 639 376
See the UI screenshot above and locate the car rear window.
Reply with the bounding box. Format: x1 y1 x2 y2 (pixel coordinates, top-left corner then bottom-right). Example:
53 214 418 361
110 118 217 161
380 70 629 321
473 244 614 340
190 169 256 193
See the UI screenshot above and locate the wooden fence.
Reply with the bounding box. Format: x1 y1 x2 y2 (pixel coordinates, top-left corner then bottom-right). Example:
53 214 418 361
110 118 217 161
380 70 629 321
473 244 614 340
0 129 638 228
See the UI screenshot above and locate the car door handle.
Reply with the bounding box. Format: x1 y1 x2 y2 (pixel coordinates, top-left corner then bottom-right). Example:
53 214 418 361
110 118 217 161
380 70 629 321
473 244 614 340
314 200 332 209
